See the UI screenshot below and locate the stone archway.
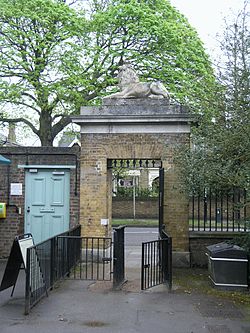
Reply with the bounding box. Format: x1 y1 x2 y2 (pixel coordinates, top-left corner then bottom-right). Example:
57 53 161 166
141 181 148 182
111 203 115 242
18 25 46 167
72 97 191 267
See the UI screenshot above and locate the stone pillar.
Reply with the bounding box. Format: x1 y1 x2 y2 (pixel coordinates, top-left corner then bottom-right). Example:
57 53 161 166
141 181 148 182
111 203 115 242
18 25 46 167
80 137 111 238
164 165 190 267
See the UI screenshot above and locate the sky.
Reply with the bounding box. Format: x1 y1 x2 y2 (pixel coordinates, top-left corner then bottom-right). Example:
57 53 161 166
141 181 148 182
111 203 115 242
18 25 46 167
170 0 247 58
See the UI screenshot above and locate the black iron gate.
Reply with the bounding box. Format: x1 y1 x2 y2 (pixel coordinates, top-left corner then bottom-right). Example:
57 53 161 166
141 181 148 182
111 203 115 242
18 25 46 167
141 231 172 290
141 167 172 291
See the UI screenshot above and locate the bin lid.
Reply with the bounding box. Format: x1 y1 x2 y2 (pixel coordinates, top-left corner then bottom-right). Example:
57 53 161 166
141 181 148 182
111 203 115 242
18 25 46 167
206 242 247 259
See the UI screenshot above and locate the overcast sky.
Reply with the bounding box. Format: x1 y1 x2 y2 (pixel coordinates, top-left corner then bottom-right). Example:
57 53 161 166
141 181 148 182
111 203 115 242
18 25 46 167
170 0 247 58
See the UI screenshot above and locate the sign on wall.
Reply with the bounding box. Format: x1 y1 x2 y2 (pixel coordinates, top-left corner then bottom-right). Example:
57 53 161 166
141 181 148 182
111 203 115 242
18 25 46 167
10 183 22 196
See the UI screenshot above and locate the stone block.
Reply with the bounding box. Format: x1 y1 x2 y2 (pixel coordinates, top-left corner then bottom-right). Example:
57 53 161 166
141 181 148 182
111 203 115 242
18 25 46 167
172 251 191 268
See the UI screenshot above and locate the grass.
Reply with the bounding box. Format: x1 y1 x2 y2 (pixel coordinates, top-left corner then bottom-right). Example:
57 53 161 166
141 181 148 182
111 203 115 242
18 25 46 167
112 218 158 227
173 268 250 306
112 218 248 231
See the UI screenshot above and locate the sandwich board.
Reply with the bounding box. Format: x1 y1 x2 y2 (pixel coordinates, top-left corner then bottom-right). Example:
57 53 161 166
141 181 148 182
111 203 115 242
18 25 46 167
0 233 40 296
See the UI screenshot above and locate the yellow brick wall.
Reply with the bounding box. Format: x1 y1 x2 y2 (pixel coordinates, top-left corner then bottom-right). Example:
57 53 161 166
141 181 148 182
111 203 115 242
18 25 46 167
80 132 190 252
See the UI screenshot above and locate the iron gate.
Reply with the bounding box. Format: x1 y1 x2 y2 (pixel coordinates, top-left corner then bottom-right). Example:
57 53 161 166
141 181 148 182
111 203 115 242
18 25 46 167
140 166 172 290
141 231 172 290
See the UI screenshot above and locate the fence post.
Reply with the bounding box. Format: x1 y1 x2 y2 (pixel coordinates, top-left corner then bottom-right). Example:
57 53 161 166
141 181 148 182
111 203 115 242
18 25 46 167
167 237 172 290
113 226 126 288
50 237 56 288
24 248 31 315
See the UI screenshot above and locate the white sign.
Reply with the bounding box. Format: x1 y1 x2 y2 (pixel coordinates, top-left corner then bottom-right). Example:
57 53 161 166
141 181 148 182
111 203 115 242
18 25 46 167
10 183 22 196
101 218 109 226
18 236 34 268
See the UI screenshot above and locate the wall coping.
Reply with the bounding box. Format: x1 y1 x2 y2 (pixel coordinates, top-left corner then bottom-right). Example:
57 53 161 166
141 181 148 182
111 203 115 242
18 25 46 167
189 231 243 239
18 164 76 169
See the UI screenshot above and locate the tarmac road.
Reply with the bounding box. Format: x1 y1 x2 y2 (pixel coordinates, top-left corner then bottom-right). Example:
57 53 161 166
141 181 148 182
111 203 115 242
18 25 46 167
124 227 158 245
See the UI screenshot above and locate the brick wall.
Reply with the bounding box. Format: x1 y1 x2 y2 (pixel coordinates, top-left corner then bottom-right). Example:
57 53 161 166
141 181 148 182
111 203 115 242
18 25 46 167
80 132 190 253
189 233 241 267
0 146 80 258
112 197 158 219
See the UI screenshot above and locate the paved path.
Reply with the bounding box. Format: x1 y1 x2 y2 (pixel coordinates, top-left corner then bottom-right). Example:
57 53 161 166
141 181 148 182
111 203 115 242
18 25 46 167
1 250 250 333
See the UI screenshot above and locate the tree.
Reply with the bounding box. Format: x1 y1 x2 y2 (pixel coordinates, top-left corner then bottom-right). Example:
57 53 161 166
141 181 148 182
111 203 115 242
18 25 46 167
0 0 216 146
176 2 250 193
70 0 216 110
0 0 88 145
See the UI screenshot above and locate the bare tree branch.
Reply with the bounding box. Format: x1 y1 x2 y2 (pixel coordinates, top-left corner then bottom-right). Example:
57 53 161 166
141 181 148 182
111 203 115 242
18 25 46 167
0 116 39 135
51 115 71 139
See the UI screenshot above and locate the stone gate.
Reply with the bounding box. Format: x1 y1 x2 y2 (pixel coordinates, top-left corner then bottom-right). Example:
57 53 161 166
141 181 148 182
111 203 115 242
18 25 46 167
72 96 192 267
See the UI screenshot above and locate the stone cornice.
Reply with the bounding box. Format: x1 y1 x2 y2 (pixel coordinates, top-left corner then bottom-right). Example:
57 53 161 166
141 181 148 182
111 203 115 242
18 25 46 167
72 100 192 134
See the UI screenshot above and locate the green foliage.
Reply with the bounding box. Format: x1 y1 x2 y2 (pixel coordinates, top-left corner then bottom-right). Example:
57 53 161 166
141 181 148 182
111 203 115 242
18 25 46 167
229 231 250 253
89 0 216 112
116 186 158 198
176 3 250 194
0 0 87 145
0 0 216 145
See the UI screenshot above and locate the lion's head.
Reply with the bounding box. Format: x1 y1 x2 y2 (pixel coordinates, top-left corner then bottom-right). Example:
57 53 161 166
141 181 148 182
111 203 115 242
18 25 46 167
117 63 139 90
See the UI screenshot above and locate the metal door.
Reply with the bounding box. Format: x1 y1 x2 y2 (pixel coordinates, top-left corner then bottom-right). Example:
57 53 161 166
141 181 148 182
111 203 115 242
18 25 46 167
25 169 70 244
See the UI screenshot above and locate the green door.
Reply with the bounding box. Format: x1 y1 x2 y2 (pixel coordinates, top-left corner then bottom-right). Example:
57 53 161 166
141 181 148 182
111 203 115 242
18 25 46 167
25 169 70 244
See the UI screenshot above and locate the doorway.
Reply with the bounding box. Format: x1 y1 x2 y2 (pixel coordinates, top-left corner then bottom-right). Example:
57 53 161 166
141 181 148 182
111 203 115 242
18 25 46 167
111 159 162 228
25 168 70 244
109 159 171 290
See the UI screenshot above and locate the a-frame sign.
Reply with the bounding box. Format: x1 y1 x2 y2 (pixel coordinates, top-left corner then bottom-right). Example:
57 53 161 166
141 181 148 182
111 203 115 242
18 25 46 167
0 234 36 296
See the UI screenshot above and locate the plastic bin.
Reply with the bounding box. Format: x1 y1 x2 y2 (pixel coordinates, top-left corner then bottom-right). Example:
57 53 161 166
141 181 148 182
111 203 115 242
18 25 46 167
206 242 248 290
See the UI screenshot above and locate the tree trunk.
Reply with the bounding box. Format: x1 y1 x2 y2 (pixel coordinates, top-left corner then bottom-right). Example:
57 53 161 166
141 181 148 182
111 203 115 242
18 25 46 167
39 111 53 146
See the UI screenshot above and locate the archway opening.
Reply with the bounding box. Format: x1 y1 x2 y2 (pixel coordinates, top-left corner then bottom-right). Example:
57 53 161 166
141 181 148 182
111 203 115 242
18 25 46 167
108 158 163 234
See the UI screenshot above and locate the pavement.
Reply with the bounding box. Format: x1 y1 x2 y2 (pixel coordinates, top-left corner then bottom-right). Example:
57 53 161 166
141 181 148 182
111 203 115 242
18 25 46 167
1 246 250 333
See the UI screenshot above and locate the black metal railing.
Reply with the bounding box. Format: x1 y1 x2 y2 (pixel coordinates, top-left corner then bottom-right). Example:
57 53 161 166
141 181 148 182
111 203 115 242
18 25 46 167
190 188 249 232
25 225 81 314
59 236 112 281
141 230 172 290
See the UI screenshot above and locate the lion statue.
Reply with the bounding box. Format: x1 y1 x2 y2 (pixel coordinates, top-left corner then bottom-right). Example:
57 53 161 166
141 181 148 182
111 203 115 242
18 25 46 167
104 63 170 99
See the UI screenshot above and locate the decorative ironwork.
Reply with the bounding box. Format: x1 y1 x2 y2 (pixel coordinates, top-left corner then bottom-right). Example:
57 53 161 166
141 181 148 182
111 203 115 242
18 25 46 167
107 159 162 169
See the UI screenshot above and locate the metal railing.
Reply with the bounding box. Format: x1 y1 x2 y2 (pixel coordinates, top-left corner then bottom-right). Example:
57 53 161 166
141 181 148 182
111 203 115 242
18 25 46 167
58 236 112 281
141 230 172 290
25 225 81 314
190 188 248 232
